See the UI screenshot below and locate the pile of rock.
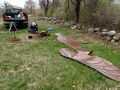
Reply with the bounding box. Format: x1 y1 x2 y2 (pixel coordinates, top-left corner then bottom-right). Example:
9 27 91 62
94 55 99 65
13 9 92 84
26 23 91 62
70 24 82 30
39 16 120 45
88 27 120 44
38 17 79 27
38 17 65 25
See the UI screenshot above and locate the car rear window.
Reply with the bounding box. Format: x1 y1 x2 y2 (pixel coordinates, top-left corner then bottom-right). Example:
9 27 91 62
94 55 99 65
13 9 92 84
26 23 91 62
6 9 21 14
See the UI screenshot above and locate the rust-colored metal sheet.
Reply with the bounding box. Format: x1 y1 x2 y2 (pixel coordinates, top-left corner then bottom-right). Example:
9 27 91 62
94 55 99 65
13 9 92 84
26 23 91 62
60 48 120 82
55 33 92 54
29 32 50 39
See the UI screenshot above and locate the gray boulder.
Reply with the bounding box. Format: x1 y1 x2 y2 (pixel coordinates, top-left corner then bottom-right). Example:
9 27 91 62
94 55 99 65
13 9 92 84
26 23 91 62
100 32 108 37
88 28 95 33
96 32 100 34
108 30 117 37
95 28 100 32
77 26 81 30
53 21 57 24
53 18 57 21
111 39 116 43
106 36 113 41
60 23 65 27
45 20 47 22
82 26 86 29
102 29 108 32
115 42 119 46
113 33 120 42
44 17 48 20
40 17 44 20
47 18 51 21
76 24 81 30
67 21 76 26
71 25 77 30
60 20 65 24
38 18 41 20
111 39 118 45
64 22 71 27
49 21 52 24
57 20 61 24
50 17 53 20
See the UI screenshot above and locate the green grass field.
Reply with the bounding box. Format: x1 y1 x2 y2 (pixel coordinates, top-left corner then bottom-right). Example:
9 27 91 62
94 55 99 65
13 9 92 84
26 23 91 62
0 20 120 90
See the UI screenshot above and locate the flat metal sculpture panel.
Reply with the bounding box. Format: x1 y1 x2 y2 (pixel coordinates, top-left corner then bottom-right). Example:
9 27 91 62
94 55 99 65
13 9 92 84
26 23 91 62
59 48 120 82
56 33 120 82
55 33 92 54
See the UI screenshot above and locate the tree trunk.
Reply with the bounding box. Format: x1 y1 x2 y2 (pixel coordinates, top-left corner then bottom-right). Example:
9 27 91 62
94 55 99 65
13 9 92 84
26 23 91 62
45 7 48 16
75 0 81 23
44 0 49 17
65 0 70 13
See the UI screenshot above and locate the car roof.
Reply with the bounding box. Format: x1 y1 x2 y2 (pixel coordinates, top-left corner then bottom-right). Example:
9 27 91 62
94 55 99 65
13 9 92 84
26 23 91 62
6 7 22 10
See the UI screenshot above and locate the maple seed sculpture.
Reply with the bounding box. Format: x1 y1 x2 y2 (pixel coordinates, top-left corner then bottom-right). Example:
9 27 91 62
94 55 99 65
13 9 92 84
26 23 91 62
55 33 120 82
59 48 120 82
55 33 93 55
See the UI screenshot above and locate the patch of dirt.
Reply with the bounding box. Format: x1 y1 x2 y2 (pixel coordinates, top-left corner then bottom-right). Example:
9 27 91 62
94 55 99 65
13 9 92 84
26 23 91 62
87 33 106 43
28 32 50 39
9 38 21 43
86 33 120 50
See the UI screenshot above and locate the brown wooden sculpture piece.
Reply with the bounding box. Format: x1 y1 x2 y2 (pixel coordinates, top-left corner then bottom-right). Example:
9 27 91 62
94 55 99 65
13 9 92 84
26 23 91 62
55 33 93 54
59 48 120 82
55 33 120 82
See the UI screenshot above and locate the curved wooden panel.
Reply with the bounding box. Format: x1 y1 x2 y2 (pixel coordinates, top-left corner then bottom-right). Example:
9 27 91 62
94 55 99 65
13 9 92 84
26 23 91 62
55 33 93 54
59 48 120 82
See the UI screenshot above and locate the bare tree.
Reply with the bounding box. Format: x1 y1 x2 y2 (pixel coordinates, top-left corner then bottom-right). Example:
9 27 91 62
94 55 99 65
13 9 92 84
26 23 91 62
0 7 2 17
2 1 13 9
82 0 99 26
39 0 52 16
0 1 13 15
65 0 70 13
24 0 36 15
70 0 82 23
52 0 59 7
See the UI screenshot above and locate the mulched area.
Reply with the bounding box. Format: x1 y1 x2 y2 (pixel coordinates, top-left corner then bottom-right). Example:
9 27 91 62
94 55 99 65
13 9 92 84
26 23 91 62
9 38 21 43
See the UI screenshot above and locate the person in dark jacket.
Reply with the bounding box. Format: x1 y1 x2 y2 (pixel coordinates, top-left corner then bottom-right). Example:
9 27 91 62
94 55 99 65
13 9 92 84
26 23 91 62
28 22 38 34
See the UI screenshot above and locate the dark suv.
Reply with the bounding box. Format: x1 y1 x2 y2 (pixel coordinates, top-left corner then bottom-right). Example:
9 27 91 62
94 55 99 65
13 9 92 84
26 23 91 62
3 8 28 28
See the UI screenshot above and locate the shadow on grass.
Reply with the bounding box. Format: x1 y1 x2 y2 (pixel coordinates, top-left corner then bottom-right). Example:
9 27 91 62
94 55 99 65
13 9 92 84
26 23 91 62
0 25 28 31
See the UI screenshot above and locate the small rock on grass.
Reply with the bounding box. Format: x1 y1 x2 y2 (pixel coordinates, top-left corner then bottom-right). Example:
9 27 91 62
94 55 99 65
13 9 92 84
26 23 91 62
9 69 16 76
56 77 61 80
72 85 76 88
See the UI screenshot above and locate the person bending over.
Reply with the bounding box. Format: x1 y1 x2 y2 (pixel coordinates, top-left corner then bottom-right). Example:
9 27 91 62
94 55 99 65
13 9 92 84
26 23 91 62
28 22 38 34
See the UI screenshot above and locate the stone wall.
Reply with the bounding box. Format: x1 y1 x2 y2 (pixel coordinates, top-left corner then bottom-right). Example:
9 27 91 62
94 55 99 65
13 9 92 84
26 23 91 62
38 16 120 45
